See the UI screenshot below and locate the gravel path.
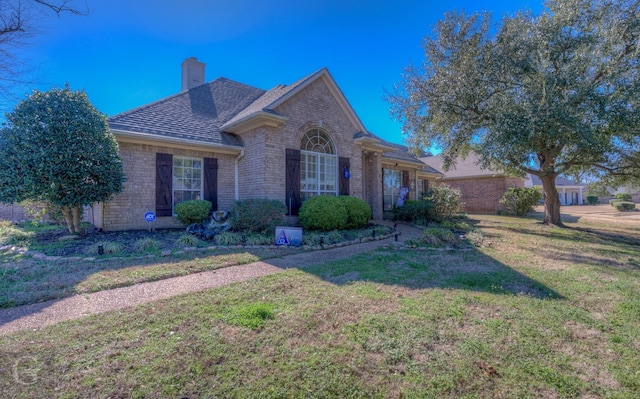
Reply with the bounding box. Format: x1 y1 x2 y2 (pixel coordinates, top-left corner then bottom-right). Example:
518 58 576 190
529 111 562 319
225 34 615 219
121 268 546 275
0 222 422 336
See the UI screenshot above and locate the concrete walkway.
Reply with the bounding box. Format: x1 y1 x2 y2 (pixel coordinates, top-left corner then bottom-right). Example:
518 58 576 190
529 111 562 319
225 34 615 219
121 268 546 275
0 222 423 336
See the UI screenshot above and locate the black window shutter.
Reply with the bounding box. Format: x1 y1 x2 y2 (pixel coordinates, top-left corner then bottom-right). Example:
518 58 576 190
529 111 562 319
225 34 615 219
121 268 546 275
156 153 173 217
203 157 218 211
339 157 350 196
402 170 410 188
285 148 301 215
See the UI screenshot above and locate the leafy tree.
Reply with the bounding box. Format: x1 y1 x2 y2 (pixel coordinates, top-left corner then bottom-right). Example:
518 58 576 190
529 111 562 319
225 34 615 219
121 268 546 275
388 0 640 226
0 86 125 234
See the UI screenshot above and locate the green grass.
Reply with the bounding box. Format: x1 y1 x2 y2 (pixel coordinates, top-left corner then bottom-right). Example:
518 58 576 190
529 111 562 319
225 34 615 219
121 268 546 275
0 214 639 397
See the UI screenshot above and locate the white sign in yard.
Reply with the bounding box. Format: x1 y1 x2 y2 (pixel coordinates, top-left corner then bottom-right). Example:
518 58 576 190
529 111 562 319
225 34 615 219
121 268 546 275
275 226 302 247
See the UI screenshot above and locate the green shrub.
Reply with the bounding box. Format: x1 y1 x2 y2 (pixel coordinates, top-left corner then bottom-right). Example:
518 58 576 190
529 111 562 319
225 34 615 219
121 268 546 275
393 200 431 222
465 228 484 247
299 196 348 231
499 187 543 216
230 198 287 233
421 185 465 221
440 220 470 231
174 200 212 226
613 201 636 211
614 193 633 202
337 196 371 229
609 198 624 206
586 195 599 205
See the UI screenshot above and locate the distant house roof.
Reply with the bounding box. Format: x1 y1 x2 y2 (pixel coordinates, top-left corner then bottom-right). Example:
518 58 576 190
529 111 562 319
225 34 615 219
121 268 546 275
420 152 508 179
528 175 587 187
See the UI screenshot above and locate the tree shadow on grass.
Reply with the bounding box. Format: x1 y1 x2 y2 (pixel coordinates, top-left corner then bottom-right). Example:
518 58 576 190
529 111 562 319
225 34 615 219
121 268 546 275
299 248 563 300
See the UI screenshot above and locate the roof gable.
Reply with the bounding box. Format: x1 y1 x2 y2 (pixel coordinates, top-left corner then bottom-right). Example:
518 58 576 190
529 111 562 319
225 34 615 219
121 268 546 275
222 68 366 134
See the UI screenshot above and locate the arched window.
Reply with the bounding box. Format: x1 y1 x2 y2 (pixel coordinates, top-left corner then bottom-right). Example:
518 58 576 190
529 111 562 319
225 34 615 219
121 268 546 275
300 129 337 201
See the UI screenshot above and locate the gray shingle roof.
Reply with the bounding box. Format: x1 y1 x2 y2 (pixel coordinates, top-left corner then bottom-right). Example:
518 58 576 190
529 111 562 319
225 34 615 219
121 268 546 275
420 152 505 178
108 77 266 147
222 69 321 129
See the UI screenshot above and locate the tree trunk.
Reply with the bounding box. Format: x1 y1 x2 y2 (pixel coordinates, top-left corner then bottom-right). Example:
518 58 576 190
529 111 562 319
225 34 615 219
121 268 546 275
60 206 75 234
72 205 83 234
539 173 563 227
60 205 83 234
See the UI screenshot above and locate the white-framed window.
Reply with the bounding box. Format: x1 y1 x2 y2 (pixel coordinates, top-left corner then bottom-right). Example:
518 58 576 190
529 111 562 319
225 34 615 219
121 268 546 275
173 156 202 211
300 129 337 201
383 169 402 210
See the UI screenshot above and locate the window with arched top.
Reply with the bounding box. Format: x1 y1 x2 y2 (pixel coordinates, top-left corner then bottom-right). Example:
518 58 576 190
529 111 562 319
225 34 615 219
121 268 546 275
300 129 337 201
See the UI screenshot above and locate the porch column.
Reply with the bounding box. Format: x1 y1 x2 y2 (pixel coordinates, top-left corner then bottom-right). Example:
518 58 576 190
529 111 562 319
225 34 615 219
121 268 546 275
578 188 583 205
562 188 566 205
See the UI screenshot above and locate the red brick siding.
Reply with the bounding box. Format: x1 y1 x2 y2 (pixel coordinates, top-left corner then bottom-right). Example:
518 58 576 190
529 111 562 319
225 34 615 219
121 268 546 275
440 176 524 213
103 142 236 231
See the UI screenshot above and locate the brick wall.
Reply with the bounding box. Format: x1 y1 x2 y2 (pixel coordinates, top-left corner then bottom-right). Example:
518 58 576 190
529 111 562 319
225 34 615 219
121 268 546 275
440 176 524 213
103 142 236 231
238 77 364 209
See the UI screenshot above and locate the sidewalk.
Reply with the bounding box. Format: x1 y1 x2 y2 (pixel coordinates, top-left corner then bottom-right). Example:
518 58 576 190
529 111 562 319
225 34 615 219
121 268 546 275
0 222 423 336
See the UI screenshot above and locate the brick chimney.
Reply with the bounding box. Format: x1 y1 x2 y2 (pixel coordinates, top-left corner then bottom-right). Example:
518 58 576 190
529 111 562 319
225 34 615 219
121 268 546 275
181 57 205 91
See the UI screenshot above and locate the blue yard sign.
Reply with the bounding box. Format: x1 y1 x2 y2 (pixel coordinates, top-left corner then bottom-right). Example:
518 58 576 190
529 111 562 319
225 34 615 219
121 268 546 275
144 211 156 223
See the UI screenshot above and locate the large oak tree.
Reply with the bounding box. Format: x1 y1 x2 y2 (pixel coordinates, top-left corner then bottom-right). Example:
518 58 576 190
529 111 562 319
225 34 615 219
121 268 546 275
388 0 640 226
0 86 125 233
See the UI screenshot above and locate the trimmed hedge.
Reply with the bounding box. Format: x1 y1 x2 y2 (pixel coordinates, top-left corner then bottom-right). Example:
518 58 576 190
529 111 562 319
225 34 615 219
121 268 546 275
230 198 287 233
174 200 212 226
614 193 633 201
586 195 599 205
392 199 432 222
609 198 624 207
299 195 371 231
613 201 636 212
337 196 371 229
299 196 347 231
499 187 543 216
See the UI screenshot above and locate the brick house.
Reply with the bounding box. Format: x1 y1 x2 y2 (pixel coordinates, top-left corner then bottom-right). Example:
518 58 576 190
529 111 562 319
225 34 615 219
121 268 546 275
86 58 442 231
420 152 525 213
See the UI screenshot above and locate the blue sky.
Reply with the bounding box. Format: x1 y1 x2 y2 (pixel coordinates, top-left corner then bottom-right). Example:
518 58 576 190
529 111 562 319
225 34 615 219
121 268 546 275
10 0 542 145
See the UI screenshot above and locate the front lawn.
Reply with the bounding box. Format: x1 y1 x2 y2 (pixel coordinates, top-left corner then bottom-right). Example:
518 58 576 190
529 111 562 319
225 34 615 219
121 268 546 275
0 222 392 308
0 214 639 397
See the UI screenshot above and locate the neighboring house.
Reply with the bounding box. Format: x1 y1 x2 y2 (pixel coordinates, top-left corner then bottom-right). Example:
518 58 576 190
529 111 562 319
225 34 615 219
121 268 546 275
85 58 442 231
525 175 587 205
420 152 525 213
